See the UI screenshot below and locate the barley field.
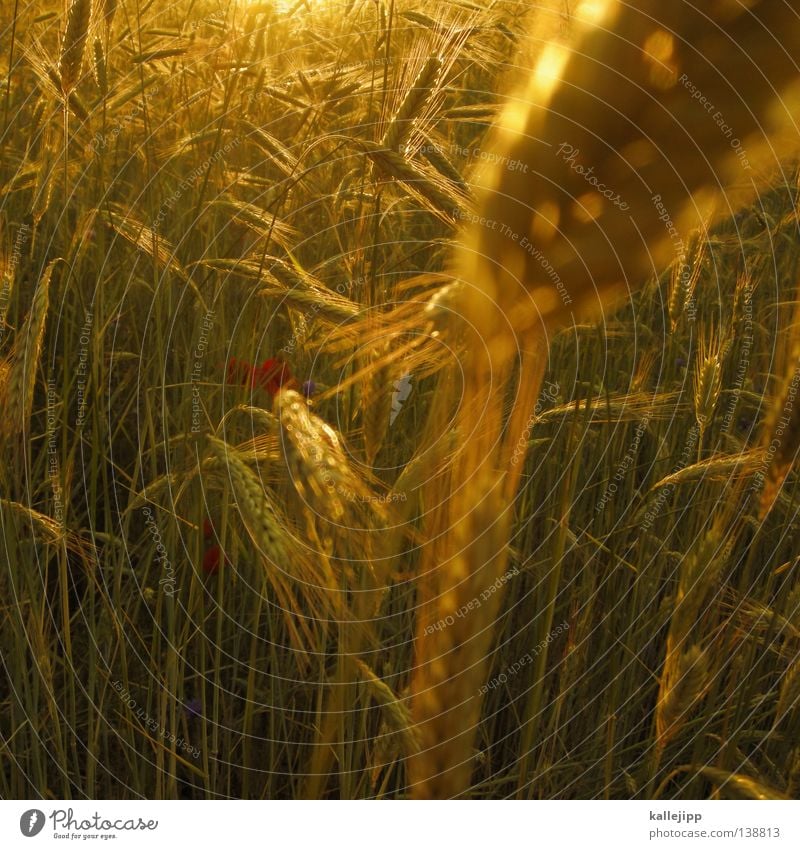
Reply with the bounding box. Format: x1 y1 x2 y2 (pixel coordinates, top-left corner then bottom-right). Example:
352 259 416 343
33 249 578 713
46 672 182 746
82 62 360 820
1 0 799 801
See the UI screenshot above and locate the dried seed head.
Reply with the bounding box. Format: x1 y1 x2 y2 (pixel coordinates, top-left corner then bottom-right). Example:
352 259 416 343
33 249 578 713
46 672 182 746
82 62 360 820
656 645 709 748
669 235 705 331
92 37 108 97
273 388 365 521
366 143 467 221
381 55 443 153
28 96 50 151
420 136 471 196
693 329 723 434
31 130 60 224
2 261 56 441
58 0 93 96
757 271 800 518
102 0 117 27
205 435 288 567
355 658 420 756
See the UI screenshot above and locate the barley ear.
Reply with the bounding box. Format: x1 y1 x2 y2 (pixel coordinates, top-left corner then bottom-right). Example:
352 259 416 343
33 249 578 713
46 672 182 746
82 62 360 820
693 328 723 439
3 261 57 441
58 0 93 96
655 645 709 750
758 314 800 518
102 0 117 29
92 37 108 97
381 55 443 153
354 658 421 757
668 233 705 331
205 435 289 567
273 388 371 523
31 129 60 224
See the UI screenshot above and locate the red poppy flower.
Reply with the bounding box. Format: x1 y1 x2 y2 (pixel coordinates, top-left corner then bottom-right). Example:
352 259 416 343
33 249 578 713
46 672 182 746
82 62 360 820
203 518 215 539
225 356 296 397
254 358 296 395
203 544 223 575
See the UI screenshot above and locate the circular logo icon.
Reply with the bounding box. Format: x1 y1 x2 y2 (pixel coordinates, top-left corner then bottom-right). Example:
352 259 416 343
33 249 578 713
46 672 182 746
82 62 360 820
19 810 46 837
